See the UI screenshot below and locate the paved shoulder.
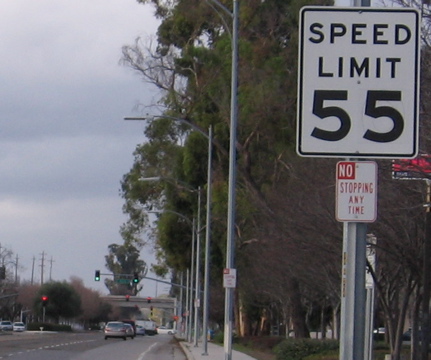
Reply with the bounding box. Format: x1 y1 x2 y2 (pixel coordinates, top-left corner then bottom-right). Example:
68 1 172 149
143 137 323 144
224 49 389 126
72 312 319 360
179 340 257 360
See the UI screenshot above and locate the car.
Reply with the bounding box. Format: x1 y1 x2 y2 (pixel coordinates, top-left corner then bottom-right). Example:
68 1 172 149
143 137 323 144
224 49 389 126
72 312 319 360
121 319 136 335
124 323 135 339
401 328 431 344
373 327 385 333
12 322 25 332
157 326 176 335
136 324 146 336
0 321 13 331
104 321 129 340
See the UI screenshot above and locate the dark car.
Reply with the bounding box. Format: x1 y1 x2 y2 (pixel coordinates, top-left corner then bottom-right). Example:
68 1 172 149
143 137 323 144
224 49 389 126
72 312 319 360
121 319 136 336
402 328 431 344
124 323 135 339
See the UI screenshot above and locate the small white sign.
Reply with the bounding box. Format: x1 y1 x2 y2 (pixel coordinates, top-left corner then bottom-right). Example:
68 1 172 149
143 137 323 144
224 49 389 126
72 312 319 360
194 298 200 308
336 161 378 222
297 7 420 158
223 268 237 288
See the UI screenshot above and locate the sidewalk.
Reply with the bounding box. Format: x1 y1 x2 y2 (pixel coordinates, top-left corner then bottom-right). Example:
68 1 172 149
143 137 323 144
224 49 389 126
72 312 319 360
179 340 257 360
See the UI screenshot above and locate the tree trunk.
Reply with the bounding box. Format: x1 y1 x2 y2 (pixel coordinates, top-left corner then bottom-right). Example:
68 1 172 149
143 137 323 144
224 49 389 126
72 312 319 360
288 277 310 338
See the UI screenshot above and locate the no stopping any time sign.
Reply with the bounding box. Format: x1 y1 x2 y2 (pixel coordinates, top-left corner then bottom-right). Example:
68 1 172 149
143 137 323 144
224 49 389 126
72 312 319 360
297 7 420 158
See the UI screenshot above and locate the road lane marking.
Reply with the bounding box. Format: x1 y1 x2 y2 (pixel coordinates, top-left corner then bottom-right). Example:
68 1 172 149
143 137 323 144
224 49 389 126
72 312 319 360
137 342 159 360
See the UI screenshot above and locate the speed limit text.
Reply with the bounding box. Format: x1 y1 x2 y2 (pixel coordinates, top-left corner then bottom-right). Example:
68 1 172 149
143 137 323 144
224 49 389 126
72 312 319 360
308 23 412 79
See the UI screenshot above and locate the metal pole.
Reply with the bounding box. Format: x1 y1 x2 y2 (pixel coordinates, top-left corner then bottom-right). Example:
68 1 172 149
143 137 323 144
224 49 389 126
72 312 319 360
224 0 239 357
421 180 431 360
364 287 375 360
202 126 213 355
339 222 367 360
194 188 202 347
188 218 196 343
185 268 190 339
178 272 184 336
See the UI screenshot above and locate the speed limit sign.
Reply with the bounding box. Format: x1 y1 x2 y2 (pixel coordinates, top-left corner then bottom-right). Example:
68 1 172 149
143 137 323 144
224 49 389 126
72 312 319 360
297 7 420 158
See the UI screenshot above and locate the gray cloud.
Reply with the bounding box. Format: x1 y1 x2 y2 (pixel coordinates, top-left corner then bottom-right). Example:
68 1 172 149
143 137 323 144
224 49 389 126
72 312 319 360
0 0 163 295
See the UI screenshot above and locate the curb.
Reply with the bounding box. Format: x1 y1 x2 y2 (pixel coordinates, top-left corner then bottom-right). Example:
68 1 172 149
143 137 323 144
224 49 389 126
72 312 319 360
177 339 194 360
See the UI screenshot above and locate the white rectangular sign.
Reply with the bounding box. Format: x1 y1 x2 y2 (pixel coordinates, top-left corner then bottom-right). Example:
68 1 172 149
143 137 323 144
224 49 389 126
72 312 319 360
297 7 420 158
336 161 377 222
223 268 237 288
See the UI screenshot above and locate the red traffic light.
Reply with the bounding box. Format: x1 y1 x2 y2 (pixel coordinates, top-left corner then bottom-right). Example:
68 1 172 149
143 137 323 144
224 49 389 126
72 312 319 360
41 296 48 307
147 296 152 303
125 295 130 301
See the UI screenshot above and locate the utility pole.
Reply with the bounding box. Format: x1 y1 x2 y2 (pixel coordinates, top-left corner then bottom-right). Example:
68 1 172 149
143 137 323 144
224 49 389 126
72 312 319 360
31 256 35 285
15 255 18 284
49 256 55 282
40 251 46 284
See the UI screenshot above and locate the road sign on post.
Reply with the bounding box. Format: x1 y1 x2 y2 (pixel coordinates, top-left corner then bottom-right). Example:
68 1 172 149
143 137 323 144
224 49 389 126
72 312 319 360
336 161 378 222
297 7 420 158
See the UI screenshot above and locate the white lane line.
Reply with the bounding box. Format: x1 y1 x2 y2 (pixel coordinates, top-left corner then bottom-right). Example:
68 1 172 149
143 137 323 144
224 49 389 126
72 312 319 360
137 342 159 360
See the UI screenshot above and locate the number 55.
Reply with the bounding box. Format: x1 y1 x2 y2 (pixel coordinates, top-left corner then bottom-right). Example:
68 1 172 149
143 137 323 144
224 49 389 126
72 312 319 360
311 90 404 143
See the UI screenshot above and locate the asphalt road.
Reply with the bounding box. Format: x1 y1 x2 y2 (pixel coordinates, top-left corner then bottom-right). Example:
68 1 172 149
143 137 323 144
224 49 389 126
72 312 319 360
0 331 186 360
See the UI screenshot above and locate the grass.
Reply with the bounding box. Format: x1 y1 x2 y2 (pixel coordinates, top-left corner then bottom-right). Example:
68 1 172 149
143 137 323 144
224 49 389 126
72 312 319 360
229 337 431 360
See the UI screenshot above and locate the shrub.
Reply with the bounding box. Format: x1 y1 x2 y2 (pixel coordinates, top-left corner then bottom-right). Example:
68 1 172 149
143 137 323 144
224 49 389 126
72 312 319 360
274 338 339 360
27 322 72 332
213 331 224 344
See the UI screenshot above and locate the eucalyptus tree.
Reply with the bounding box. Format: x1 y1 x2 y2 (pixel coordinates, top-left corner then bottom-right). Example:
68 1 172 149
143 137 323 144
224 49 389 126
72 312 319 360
120 0 340 336
104 243 148 296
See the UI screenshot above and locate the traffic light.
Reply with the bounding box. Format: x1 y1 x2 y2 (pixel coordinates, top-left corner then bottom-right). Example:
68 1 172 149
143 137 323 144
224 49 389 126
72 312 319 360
125 295 130 302
41 296 48 307
0 266 5 280
133 272 139 284
94 270 100 281
147 296 152 303
150 306 153 316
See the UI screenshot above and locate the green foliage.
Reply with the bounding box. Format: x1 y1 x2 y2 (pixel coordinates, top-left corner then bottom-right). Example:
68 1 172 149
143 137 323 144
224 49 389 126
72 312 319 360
213 331 225 344
273 339 339 360
104 243 147 295
121 0 339 338
34 282 82 322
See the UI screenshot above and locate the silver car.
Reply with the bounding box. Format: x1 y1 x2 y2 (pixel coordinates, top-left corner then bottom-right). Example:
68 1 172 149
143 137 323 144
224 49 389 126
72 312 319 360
104 321 128 340
0 321 13 331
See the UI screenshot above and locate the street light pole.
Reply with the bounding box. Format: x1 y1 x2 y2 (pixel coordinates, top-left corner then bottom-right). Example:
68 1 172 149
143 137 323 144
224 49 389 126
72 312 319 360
194 187 202 347
202 126 213 355
189 218 196 343
224 0 239 358
125 116 214 351
147 206 196 342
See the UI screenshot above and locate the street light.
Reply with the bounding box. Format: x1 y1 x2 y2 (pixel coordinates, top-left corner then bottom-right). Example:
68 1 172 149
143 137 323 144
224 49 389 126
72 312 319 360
125 116 214 353
144 177 202 346
148 208 196 341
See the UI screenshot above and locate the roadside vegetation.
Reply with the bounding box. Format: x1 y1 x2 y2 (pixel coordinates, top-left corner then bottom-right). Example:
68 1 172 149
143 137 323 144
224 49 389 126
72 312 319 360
116 0 431 358
0 252 112 328
1 0 431 359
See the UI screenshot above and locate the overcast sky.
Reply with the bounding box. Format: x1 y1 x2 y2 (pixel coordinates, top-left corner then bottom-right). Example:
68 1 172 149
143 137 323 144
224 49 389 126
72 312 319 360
0 0 171 296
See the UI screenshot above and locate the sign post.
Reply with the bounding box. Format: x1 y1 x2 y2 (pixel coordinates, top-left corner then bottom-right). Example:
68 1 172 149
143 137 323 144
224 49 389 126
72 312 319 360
297 7 420 360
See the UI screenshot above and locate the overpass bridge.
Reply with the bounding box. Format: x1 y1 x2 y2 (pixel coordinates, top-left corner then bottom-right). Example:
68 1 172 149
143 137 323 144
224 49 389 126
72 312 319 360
101 295 176 310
